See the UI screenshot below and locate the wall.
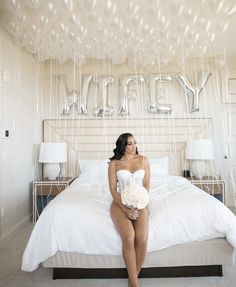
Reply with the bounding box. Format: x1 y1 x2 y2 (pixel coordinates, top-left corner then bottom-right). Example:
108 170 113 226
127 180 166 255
220 60 236 206
42 59 218 119
0 21 42 244
0 21 235 246
41 58 235 206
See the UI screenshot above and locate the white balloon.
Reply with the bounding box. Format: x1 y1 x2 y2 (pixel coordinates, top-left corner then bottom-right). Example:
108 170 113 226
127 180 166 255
61 0 77 12
24 0 42 9
4 0 21 13
1 0 234 66
6 20 20 36
226 4 236 17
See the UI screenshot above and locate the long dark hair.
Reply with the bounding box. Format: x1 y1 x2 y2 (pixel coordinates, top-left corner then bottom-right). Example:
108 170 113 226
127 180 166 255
109 132 138 161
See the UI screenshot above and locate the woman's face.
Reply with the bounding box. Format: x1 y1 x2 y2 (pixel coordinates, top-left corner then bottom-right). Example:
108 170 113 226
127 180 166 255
125 136 137 154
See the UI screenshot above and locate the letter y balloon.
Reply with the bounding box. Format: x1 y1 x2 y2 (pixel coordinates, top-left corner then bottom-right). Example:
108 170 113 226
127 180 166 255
176 70 212 113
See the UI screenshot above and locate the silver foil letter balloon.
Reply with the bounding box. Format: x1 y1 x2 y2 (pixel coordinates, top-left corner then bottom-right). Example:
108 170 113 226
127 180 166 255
78 74 93 115
56 75 79 115
93 75 114 117
119 75 145 115
147 74 172 114
57 74 92 115
176 70 212 113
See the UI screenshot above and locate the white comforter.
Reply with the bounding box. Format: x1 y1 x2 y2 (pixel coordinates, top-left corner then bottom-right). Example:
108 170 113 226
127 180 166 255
22 176 236 272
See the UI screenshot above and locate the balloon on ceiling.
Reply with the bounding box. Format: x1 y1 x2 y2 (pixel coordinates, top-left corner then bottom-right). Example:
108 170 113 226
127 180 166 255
1 0 236 67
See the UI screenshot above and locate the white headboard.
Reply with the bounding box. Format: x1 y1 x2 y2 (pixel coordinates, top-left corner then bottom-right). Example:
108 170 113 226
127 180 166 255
43 117 212 177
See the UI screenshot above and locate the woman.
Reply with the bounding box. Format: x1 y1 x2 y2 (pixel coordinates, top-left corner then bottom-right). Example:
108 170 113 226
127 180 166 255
108 133 150 287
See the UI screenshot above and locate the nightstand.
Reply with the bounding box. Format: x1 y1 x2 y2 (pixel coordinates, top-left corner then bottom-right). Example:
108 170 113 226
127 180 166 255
32 177 75 223
187 176 225 204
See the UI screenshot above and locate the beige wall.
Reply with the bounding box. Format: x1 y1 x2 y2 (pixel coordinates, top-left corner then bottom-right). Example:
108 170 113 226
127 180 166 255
0 20 235 244
0 22 42 243
42 59 219 119
41 58 236 206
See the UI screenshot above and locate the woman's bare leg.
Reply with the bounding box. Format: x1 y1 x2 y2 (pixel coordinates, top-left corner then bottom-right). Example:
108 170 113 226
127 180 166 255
133 208 149 275
110 202 138 287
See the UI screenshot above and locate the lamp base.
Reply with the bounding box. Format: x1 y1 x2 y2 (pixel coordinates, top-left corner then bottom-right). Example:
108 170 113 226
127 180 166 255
191 160 207 179
44 163 60 180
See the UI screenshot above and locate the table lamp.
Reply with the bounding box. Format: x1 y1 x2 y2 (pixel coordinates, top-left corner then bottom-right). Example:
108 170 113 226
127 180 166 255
39 143 67 180
186 139 214 179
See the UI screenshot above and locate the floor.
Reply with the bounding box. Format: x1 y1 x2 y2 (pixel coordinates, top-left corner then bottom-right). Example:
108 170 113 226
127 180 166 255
0 208 236 287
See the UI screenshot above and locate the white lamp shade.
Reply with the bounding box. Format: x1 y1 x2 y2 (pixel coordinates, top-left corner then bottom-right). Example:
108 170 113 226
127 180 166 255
39 143 67 163
186 139 214 160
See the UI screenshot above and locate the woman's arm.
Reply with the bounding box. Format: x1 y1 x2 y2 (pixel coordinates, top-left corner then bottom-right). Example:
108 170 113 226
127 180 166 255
143 156 150 192
108 161 123 208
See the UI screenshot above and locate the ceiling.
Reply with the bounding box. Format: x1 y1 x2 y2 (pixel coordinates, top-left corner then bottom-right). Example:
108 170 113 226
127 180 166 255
1 0 236 67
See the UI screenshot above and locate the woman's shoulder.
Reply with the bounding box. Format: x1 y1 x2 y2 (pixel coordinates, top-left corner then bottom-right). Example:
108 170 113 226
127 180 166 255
109 159 120 168
138 155 149 166
138 154 148 161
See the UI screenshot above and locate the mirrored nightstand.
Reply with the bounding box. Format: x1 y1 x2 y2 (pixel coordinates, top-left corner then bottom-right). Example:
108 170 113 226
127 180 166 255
187 176 225 204
32 177 75 223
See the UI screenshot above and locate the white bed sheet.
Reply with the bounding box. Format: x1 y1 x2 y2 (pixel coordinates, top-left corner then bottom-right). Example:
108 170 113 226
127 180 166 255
22 176 236 272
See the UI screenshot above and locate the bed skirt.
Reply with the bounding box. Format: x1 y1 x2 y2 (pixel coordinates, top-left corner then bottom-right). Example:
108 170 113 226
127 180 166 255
42 238 234 279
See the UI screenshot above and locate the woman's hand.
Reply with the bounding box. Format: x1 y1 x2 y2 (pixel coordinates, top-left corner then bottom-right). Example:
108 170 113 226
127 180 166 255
123 206 140 220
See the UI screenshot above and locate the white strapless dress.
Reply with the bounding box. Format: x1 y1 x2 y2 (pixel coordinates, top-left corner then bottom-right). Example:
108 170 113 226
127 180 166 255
116 169 145 192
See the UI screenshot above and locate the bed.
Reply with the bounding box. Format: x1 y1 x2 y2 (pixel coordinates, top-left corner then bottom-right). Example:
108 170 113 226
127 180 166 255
21 159 236 278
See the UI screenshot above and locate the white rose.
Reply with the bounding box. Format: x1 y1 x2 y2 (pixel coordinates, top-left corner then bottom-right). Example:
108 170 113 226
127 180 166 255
121 184 149 209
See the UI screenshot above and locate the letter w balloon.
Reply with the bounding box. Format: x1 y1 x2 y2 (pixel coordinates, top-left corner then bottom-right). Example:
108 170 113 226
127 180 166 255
93 76 114 117
56 75 79 115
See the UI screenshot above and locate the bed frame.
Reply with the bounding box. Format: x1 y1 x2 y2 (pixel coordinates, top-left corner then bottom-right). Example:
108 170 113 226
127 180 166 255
42 238 234 279
52 265 223 279
42 118 235 279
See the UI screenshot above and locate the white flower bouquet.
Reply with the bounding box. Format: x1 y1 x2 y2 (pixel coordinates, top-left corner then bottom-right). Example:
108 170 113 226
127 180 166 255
121 184 149 209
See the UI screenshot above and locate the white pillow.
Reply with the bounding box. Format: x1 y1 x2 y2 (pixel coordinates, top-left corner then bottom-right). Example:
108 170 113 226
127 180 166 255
149 157 169 177
79 160 109 178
